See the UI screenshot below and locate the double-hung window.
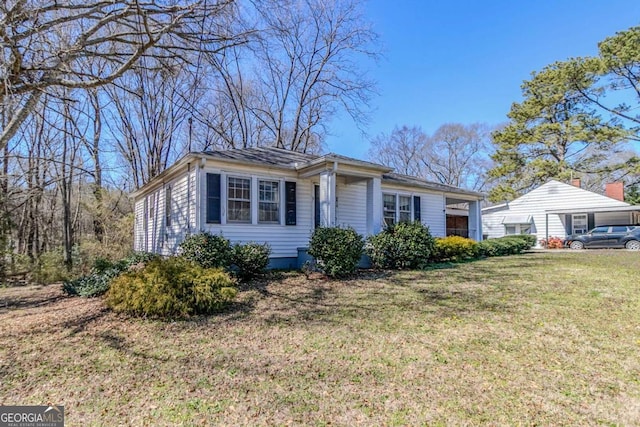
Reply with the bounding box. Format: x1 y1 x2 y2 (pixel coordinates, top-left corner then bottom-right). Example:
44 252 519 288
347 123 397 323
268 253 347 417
227 177 251 223
399 195 411 223
165 187 172 227
383 194 396 226
206 173 296 225
383 193 414 226
259 180 280 223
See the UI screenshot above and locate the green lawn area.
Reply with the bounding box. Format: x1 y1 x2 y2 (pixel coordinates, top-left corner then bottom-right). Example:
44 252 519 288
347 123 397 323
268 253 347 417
1 251 640 425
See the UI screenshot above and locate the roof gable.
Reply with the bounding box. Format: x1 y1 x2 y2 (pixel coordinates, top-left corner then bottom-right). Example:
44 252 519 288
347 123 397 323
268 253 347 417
509 180 629 209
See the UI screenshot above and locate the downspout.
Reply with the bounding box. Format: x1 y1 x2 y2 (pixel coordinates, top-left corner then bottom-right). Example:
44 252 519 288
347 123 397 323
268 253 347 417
443 194 447 236
186 162 191 235
333 161 338 224
195 157 206 232
545 213 549 249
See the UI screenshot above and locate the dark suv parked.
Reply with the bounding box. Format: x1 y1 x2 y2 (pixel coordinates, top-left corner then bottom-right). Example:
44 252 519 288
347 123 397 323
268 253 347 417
564 225 640 250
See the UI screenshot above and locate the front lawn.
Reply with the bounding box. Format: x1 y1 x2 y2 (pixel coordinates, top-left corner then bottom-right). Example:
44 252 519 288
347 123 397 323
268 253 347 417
1 251 639 425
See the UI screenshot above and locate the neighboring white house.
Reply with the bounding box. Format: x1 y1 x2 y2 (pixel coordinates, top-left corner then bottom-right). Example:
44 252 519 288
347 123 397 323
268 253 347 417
482 179 640 245
131 147 485 268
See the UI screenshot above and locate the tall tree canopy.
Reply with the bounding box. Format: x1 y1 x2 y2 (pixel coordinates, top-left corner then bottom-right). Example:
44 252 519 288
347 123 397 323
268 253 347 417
368 123 493 191
488 60 629 202
197 0 379 153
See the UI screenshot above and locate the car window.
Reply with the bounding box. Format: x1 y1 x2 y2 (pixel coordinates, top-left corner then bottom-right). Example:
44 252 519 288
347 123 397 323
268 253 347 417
612 226 628 233
591 226 609 234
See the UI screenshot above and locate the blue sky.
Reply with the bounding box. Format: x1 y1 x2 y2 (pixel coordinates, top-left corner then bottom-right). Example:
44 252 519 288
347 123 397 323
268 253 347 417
324 1 640 159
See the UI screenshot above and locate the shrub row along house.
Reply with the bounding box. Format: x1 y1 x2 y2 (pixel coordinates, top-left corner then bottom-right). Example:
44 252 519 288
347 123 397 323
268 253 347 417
132 147 484 268
482 179 640 245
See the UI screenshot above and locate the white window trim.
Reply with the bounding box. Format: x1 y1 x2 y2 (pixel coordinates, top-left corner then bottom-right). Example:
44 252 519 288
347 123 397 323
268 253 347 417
382 192 414 226
258 179 281 224
227 175 252 224
504 223 532 235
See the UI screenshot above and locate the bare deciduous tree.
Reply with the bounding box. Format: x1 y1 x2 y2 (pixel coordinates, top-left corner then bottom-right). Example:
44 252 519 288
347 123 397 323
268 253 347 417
0 0 236 149
368 123 494 191
104 58 197 189
199 0 379 152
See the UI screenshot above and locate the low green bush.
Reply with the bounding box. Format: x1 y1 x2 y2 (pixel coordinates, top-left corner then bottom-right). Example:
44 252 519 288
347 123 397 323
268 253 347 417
308 226 364 278
510 234 537 248
366 222 435 270
179 232 233 269
478 236 531 258
105 257 236 318
232 242 271 281
62 251 158 297
431 236 480 262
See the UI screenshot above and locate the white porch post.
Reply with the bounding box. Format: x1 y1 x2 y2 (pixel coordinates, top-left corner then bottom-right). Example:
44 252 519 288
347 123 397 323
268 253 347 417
468 200 483 241
366 177 382 235
319 171 336 226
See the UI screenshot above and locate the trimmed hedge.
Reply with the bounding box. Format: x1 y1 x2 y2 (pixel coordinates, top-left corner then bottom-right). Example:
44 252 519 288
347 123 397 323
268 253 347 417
62 252 159 297
477 235 534 257
431 236 479 262
308 226 364 278
105 257 237 318
366 222 435 270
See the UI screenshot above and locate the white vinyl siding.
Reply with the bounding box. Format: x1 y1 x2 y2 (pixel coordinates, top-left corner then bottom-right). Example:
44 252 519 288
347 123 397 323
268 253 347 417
161 170 196 256
335 180 367 236
419 191 446 237
196 164 313 259
134 198 145 251
131 166 197 256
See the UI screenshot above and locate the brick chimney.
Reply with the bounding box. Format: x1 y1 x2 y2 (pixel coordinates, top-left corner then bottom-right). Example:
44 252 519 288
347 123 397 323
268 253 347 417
605 182 624 201
571 178 581 188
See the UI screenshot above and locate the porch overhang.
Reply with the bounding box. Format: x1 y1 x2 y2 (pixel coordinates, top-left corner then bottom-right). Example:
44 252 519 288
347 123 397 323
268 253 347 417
545 205 640 215
296 158 392 179
501 214 533 224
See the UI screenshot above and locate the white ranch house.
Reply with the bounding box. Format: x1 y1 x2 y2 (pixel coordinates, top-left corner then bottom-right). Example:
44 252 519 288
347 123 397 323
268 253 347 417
482 180 640 245
132 147 484 268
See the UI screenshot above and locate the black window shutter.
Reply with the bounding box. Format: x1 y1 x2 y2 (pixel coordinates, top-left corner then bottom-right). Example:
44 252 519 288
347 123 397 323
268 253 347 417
587 213 595 231
314 185 320 228
565 214 572 235
285 181 297 225
413 196 421 222
206 173 221 223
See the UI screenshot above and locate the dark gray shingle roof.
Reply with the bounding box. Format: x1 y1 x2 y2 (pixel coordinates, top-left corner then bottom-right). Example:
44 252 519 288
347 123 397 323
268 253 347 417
383 173 484 198
201 147 319 168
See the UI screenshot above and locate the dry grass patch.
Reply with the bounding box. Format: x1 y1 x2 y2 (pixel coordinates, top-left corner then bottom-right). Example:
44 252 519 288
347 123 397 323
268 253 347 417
1 251 640 425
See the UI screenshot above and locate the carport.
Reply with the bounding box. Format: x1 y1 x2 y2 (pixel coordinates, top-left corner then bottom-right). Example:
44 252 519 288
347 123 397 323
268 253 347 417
544 205 640 243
